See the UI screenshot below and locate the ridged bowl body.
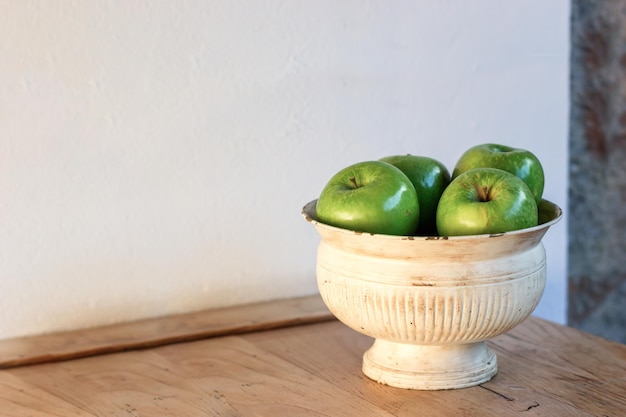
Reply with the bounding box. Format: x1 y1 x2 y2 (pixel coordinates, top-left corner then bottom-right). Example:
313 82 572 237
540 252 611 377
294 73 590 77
302 199 562 390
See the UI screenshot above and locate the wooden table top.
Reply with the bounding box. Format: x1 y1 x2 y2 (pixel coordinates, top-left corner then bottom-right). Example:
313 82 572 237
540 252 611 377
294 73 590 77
0 295 625 416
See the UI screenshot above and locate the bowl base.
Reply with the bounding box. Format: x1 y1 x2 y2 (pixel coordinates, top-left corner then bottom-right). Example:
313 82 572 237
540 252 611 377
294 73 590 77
362 339 497 390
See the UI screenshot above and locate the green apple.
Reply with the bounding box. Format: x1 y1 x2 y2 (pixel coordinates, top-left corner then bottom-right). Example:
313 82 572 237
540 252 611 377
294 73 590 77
451 143 544 205
436 168 538 236
316 161 420 236
379 154 450 235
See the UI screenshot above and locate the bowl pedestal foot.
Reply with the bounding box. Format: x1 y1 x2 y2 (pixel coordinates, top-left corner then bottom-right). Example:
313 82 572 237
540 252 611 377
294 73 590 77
362 339 498 390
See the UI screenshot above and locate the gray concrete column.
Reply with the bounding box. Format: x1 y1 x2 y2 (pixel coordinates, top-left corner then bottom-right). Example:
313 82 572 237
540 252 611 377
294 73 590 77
569 0 626 343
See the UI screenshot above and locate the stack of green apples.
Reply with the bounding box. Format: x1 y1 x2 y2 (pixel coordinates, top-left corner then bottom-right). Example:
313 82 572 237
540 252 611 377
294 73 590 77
315 143 545 237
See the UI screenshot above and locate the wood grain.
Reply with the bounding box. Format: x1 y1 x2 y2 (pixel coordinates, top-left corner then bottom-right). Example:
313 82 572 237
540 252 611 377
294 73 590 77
0 295 334 369
0 295 625 416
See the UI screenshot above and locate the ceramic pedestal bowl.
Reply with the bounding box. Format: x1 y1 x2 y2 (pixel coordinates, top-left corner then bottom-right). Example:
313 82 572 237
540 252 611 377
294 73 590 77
302 199 562 390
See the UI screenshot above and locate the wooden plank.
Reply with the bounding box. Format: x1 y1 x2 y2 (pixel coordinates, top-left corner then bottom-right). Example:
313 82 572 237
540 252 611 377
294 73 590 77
1 315 625 416
241 319 625 416
0 295 334 369
0 295 625 415
485 316 626 416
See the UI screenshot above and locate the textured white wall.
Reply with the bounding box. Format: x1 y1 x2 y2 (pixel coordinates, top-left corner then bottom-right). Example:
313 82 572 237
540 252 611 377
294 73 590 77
0 1 569 340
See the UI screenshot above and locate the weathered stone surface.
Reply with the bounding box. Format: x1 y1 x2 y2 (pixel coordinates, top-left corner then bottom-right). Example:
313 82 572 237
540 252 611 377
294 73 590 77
569 0 626 344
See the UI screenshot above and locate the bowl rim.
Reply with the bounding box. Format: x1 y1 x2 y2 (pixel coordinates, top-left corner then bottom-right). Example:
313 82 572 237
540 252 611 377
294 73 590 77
302 198 563 241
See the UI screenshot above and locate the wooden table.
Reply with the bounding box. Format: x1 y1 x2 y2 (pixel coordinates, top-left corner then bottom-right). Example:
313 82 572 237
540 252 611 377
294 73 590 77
0 295 625 416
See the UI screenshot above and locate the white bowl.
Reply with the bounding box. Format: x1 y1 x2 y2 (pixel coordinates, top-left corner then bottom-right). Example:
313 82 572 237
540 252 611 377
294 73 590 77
302 199 562 390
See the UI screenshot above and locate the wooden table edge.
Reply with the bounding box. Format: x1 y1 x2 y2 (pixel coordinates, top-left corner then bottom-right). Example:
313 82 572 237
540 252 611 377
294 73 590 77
0 294 335 369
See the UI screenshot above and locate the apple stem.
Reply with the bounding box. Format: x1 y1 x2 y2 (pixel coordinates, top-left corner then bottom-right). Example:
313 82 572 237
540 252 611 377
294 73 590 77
349 176 358 189
474 183 491 202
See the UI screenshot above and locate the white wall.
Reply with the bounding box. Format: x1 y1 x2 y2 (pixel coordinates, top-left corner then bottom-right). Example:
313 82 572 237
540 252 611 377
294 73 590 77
0 1 570 340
